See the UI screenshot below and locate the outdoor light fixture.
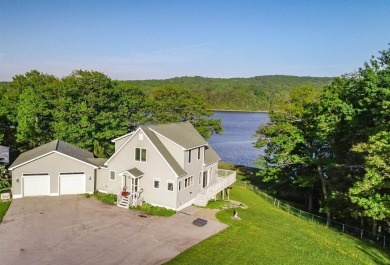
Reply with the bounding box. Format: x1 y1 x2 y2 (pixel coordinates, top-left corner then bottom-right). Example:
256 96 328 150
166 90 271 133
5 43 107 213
88 176 91 180
16 177 19 183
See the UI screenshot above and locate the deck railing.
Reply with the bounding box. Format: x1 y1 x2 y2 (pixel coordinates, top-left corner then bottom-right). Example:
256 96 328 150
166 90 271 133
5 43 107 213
197 169 236 206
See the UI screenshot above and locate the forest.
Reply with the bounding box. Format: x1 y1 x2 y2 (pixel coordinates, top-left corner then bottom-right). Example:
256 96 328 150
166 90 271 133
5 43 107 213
124 75 333 111
256 47 390 236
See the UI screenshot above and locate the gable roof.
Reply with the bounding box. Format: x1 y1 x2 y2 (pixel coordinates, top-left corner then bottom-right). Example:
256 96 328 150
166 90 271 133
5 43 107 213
141 126 187 177
125 167 144 177
111 132 135 142
9 140 98 170
149 122 207 150
204 145 220 165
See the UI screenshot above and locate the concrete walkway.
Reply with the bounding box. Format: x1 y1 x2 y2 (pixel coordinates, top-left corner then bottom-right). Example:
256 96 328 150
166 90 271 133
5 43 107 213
0 196 227 265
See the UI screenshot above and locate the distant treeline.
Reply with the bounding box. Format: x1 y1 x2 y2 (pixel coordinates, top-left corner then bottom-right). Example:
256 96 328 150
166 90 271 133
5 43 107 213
122 75 334 111
1 76 334 111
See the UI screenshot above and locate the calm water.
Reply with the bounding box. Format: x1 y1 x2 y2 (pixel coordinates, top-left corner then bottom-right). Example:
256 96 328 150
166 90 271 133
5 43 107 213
208 111 269 168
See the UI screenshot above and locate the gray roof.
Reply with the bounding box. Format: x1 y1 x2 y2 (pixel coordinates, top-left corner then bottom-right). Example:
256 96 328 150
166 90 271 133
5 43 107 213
87 158 108 167
127 167 144 177
0 145 10 164
204 145 220 165
10 140 97 169
141 126 187 176
149 122 207 149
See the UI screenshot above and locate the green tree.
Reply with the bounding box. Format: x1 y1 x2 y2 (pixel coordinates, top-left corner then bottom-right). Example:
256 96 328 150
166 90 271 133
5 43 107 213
52 70 148 155
16 87 51 150
148 86 223 139
350 132 390 233
256 86 323 211
8 70 58 151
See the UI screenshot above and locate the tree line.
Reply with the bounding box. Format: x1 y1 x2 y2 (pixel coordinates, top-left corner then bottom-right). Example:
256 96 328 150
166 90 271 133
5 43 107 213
123 75 333 111
256 47 390 235
0 70 222 160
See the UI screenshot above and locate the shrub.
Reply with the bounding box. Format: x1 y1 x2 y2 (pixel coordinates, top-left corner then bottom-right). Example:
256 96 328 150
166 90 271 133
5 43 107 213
93 192 117 204
131 203 176 217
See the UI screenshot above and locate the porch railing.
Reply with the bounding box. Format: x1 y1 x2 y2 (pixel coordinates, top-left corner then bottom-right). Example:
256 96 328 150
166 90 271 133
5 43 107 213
194 169 236 206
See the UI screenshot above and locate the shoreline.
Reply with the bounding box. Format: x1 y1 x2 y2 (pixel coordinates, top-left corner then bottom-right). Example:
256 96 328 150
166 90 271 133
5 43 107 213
209 109 268 113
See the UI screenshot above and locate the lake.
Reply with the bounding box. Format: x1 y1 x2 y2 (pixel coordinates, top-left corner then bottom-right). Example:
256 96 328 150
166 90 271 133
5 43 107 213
208 111 269 168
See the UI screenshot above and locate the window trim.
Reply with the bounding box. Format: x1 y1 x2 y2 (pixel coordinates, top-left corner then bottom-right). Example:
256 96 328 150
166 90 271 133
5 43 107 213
135 147 147 163
167 180 174 192
109 170 116 181
183 175 194 189
153 178 160 189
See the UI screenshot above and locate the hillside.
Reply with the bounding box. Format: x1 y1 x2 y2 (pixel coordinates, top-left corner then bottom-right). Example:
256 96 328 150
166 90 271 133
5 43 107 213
166 184 389 264
123 75 334 111
1 75 334 111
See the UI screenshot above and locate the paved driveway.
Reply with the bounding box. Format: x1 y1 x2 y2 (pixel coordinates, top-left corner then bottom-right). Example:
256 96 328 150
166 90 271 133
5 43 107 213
0 196 227 265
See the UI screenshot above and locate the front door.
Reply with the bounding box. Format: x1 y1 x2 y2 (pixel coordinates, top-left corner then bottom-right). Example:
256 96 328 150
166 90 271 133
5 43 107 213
131 177 139 193
202 171 208 188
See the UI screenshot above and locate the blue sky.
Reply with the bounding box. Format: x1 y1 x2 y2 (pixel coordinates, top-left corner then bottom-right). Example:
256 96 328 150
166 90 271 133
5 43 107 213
1 0 389 81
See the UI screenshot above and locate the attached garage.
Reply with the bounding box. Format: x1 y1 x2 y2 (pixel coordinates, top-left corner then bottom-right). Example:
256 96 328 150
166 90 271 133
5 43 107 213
23 174 50 197
59 173 86 195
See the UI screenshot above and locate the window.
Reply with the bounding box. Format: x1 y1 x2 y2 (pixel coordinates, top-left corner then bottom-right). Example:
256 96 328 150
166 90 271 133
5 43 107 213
110 171 116 180
198 147 201 160
183 176 194 189
154 178 160 188
167 181 174 191
135 148 147 162
188 149 192 163
178 180 182 191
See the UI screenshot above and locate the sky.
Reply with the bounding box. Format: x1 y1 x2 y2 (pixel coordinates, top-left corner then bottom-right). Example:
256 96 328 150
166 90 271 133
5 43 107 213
1 0 389 81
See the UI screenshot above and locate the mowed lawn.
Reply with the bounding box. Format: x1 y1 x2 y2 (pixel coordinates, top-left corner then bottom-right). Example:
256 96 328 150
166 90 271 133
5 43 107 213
0 201 11 223
166 185 390 265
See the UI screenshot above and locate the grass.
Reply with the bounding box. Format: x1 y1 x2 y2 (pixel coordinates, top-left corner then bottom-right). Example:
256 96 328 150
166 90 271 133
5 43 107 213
0 201 11 223
131 203 176 217
166 185 390 265
204 200 230 209
93 192 117 205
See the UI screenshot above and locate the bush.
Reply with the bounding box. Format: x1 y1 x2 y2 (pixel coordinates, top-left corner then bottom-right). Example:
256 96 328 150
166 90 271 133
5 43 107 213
93 192 117 204
0 179 11 190
131 203 176 217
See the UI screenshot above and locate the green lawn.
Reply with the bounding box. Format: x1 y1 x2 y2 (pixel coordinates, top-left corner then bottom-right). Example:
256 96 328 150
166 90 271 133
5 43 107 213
0 201 11 223
166 185 390 265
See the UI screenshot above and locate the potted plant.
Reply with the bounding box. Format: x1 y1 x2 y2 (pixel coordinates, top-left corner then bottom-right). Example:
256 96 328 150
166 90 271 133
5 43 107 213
121 186 128 196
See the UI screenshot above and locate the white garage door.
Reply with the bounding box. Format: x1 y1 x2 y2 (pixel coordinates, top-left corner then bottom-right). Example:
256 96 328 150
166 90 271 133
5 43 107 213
23 175 50 197
59 173 86 195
